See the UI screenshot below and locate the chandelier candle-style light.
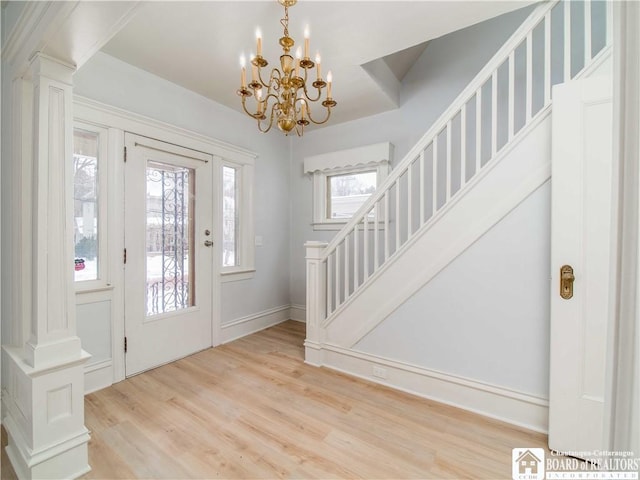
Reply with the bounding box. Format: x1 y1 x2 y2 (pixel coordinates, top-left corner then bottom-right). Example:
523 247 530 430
236 0 336 136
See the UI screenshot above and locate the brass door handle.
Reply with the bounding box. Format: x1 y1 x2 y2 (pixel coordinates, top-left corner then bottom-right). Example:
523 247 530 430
560 265 575 299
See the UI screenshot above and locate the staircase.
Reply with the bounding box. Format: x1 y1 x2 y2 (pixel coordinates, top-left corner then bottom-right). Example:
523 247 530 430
305 1 611 371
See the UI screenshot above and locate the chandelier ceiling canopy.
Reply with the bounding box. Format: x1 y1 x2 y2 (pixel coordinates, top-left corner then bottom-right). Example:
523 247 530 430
237 0 336 137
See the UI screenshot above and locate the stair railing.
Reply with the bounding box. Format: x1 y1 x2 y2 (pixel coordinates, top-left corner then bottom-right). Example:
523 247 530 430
305 0 611 347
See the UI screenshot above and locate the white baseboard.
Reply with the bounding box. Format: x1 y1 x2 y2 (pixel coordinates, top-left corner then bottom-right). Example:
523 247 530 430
317 343 549 433
84 360 113 394
289 304 306 323
221 305 291 344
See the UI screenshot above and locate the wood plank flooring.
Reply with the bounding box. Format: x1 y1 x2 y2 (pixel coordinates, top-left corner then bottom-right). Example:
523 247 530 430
2 320 549 478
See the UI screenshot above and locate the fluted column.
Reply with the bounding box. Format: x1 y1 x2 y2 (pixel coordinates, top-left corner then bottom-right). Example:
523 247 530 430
2 53 90 480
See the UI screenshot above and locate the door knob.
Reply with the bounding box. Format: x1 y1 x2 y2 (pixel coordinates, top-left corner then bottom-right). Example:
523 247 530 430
560 265 575 299
204 240 213 247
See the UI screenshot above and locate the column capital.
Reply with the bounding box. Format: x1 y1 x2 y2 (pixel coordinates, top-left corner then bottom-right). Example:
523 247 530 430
305 241 328 260
28 52 75 84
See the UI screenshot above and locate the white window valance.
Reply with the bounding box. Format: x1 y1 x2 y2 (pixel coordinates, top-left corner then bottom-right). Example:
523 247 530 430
304 142 394 230
303 142 394 174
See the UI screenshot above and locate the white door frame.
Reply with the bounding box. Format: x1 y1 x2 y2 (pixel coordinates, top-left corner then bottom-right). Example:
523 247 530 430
73 96 257 383
605 1 640 454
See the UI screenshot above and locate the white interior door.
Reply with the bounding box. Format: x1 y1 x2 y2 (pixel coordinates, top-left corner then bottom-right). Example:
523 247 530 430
549 75 613 458
124 133 214 376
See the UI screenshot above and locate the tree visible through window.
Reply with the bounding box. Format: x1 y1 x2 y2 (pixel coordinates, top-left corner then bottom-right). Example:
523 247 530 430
73 129 99 281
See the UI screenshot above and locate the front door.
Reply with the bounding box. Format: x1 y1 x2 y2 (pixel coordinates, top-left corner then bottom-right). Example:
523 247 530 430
124 133 214 376
548 75 613 459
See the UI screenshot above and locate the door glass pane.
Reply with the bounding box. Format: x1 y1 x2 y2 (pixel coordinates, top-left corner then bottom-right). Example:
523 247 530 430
146 161 195 316
328 170 377 219
222 166 239 267
73 129 99 281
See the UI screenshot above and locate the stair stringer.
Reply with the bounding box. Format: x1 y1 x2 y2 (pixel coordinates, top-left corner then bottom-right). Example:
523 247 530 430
323 108 552 348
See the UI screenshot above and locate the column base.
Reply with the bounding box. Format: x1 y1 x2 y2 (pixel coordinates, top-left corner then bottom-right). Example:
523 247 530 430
2 346 91 480
304 340 325 366
4 416 90 480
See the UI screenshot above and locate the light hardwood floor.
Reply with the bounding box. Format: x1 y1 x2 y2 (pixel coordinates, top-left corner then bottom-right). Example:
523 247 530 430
2 320 549 478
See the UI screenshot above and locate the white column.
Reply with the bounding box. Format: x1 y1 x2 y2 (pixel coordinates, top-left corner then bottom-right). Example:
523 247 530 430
304 241 327 366
2 53 90 480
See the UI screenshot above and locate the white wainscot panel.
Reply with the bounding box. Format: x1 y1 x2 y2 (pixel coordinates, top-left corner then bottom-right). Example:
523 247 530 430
76 300 112 365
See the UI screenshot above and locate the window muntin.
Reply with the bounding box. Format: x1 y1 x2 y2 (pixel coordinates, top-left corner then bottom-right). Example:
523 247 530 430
73 129 100 282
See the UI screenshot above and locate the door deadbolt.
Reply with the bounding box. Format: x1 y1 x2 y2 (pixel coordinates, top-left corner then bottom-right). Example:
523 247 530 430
204 229 211 236
560 265 575 299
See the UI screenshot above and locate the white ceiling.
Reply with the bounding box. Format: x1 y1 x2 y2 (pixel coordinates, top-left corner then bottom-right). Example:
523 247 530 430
101 1 535 126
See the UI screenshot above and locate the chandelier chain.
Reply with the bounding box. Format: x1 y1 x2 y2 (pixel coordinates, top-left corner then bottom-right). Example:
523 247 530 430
280 5 290 39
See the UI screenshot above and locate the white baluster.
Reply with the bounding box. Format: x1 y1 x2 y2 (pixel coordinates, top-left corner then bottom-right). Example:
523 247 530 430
354 224 359 289
475 88 482 172
526 31 533 121
584 0 591 64
395 179 401 249
419 150 425 224
384 192 390 261
605 1 612 46
407 162 413 238
432 137 438 215
460 105 467 187
491 71 498 157
374 201 380 270
335 243 340 307
344 235 349 300
508 51 515 140
544 12 551 105
326 252 333 314
564 0 571 81
446 120 452 201
363 210 369 280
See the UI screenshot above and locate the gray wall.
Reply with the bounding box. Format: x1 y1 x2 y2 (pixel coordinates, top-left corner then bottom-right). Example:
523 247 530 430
74 52 292 324
356 182 551 397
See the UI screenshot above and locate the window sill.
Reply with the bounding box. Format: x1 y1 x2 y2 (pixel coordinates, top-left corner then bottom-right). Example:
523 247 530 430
221 268 256 283
312 220 386 231
312 221 348 231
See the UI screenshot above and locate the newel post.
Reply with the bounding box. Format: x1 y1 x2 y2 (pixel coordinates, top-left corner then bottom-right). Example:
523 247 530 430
304 241 327 366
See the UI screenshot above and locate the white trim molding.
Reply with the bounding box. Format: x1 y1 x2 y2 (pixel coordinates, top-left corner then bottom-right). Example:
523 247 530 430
83 360 113 395
289 304 306 323
220 157 256 280
221 305 291 344
606 0 640 455
307 342 549 434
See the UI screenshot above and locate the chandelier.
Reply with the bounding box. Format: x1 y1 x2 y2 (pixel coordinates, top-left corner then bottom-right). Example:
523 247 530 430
236 0 336 136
